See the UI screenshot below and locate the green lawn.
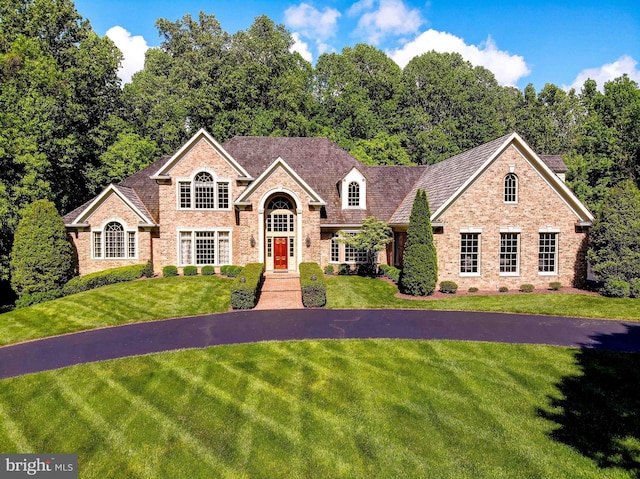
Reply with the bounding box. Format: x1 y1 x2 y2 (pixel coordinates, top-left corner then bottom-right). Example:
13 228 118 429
0 276 232 346
0 340 637 478
326 275 640 320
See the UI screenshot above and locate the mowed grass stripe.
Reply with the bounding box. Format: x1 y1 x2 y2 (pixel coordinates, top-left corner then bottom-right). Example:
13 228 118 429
0 340 634 478
0 401 31 451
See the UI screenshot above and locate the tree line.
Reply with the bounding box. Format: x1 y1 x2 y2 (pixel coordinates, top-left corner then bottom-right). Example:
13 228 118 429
1 0 640 288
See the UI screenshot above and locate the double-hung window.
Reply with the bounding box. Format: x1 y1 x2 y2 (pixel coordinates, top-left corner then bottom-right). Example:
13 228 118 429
500 232 520 275
460 233 480 275
538 232 558 274
179 171 231 210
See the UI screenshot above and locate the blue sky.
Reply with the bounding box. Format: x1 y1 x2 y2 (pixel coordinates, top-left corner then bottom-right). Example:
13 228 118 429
73 0 640 91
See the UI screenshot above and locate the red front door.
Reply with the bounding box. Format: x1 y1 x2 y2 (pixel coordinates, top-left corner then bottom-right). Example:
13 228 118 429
274 237 288 270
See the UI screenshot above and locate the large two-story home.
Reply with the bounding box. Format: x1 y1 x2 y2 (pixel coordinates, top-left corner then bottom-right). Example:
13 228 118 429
63 129 593 290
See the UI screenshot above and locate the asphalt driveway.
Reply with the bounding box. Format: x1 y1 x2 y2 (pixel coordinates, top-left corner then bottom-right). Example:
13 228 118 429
1 309 639 379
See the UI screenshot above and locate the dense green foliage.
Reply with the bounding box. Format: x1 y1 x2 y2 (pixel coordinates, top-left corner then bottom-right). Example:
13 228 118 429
299 262 327 307
62 264 147 296
439 281 459 294
2 2 640 302
378 263 401 283
10 199 74 299
587 180 640 295
162 265 178 277
201 265 215 276
183 265 198 276
399 190 437 295
220 265 243 278
336 216 392 275
230 263 264 309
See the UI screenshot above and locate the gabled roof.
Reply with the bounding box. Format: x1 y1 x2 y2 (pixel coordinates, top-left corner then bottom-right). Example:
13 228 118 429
152 128 252 180
235 156 325 206
390 132 593 224
63 184 156 226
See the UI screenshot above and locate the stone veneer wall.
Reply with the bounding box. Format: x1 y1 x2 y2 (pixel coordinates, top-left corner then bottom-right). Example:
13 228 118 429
434 144 587 290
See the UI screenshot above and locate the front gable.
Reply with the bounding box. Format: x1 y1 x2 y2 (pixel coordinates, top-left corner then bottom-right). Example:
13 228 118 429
69 184 155 227
433 133 594 224
151 129 253 181
235 157 325 208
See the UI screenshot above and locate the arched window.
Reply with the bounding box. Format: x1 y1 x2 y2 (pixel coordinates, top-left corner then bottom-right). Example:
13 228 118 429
348 181 360 207
93 221 136 259
504 173 518 203
266 196 295 233
267 197 293 211
179 171 230 210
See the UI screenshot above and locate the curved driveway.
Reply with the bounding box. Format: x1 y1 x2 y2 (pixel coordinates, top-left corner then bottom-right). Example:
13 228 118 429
1 309 640 379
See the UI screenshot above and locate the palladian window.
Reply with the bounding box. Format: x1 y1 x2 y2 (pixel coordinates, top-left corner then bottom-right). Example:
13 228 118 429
93 221 136 259
179 171 231 210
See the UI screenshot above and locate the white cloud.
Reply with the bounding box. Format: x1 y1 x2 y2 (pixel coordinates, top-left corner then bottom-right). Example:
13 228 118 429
106 26 149 84
291 32 313 62
354 0 423 44
284 3 341 40
388 29 530 86
564 55 640 91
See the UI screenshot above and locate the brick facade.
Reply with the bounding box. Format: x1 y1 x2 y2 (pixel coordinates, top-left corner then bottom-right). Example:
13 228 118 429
65 130 592 289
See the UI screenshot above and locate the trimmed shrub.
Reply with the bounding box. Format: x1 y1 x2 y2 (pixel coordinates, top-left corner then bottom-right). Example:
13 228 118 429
439 281 458 294
162 265 178 277
300 262 327 307
142 260 155 278
601 279 630 298
231 263 265 309
16 289 63 309
63 264 147 296
221 265 243 278
183 266 198 276
338 263 350 275
549 282 562 291
10 199 75 298
399 190 437 296
630 278 640 298
498 286 509 293
323 264 335 275
201 265 215 276
468 287 479 293
379 264 401 283
520 283 535 293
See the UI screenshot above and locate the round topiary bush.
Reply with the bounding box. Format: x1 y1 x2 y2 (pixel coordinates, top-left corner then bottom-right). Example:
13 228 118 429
183 266 198 276
439 281 458 294
201 265 215 276
549 282 562 291
468 287 479 293
162 265 178 277
520 284 535 293
498 286 509 293
324 264 335 275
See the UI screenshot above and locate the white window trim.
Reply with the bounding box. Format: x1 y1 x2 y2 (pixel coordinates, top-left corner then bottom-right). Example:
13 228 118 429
499 231 520 276
177 228 233 266
504 173 518 204
459 230 481 277
538 229 560 276
330 230 368 264
341 169 366 210
176 169 232 211
91 220 137 260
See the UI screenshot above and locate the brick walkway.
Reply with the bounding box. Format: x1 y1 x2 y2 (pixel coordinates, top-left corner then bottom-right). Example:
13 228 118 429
255 273 303 309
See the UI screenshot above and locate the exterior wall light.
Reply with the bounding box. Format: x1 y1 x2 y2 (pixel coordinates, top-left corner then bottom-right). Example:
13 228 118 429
305 234 311 247
250 235 256 248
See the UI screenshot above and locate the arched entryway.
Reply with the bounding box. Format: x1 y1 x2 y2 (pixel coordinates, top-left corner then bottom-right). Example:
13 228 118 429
264 194 297 271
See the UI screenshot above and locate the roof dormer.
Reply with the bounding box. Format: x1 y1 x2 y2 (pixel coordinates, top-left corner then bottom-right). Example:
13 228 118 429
341 167 366 210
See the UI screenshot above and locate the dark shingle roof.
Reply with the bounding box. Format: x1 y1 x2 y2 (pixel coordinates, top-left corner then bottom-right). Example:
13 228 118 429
540 155 567 173
390 133 513 224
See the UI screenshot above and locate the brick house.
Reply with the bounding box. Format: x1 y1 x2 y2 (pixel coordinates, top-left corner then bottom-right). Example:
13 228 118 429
64 129 594 290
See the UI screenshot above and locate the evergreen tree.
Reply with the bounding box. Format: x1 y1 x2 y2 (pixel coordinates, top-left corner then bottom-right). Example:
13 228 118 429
587 180 640 292
399 189 437 295
10 199 74 298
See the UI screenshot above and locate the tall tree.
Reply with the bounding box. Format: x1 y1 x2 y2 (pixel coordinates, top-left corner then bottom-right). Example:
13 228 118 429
337 216 392 274
399 190 437 295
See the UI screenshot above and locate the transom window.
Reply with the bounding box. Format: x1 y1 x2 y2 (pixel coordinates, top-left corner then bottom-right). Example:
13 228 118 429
266 196 295 233
267 197 293 210
460 233 480 274
504 173 518 203
179 230 230 266
347 181 360 207
179 171 230 210
500 233 519 274
539 233 558 274
93 221 136 259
